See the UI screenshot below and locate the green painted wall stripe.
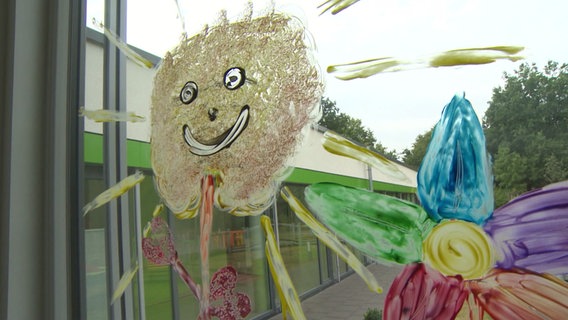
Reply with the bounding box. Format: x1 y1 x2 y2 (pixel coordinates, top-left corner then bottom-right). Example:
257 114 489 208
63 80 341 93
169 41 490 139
84 133 103 164
84 132 151 168
84 132 416 194
285 167 417 194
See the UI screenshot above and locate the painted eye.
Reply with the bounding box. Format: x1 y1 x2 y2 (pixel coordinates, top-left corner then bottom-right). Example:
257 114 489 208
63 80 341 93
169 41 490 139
224 67 246 90
180 81 198 104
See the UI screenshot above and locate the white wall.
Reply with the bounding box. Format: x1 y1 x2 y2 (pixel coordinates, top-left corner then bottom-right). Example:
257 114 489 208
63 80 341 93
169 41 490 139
84 37 154 142
291 128 417 188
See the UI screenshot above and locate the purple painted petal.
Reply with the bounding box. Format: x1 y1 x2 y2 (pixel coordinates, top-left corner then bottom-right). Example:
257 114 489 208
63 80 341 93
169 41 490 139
418 93 494 224
384 263 467 320
484 180 568 275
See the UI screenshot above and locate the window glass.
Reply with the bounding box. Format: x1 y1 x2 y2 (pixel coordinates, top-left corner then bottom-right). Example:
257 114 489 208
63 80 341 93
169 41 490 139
173 210 271 318
84 166 108 320
276 184 321 295
131 173 173 320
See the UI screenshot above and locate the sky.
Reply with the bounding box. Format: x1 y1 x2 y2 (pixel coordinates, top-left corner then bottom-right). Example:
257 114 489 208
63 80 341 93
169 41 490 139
88 0 568 153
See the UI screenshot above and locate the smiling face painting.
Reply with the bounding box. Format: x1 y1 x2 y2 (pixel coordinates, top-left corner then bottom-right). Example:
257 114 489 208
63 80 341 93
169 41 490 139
151 11 324 217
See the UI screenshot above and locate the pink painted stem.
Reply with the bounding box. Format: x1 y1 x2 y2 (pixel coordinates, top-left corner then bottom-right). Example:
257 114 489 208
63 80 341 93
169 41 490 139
172 254 201 301
198 175 215 320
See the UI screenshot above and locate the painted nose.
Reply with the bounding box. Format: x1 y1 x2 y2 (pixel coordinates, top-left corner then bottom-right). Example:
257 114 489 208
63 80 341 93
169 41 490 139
208 108 218 121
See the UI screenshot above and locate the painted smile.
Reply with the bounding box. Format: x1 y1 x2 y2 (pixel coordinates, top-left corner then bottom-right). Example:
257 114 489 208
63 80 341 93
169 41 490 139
183 105 250 156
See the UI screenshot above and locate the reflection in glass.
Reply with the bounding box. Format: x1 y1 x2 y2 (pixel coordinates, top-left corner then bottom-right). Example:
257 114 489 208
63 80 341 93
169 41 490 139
84 166 108 320
276 184 322 296
133 175 173 320
173 210 271 318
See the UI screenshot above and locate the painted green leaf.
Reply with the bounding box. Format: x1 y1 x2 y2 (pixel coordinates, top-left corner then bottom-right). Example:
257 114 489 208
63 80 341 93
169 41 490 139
305 183 435 264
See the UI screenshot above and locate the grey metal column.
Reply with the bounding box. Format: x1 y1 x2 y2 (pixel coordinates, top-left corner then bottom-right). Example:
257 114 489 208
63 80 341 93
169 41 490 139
134 183 147 320
168 210 181 320
1 0 85 319
103 0 134 318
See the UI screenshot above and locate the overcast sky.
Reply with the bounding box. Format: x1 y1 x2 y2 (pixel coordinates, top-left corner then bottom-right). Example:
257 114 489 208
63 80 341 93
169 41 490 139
89 0 568 152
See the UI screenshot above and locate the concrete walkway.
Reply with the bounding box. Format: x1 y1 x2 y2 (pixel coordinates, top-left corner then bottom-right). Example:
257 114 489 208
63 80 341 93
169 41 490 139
267 263 403 320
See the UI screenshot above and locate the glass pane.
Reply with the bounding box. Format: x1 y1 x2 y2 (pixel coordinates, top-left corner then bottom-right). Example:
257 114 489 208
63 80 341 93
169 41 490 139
84 165 108 320
318 239 330 283
173 210 271 318
133 174 173 320
276 184 320 295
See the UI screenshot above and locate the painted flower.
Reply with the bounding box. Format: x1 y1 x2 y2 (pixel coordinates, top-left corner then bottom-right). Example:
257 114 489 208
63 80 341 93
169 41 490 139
142 216 252 319
208 266 252 320
304 94 568 319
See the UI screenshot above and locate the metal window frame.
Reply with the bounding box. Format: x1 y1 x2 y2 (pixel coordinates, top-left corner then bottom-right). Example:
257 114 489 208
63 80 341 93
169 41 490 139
102 0 135 318
1 0 86 319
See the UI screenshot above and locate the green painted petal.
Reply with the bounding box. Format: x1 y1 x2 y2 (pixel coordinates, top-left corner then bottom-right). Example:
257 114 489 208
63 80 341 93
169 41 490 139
305 183 436 264
281 187 383 294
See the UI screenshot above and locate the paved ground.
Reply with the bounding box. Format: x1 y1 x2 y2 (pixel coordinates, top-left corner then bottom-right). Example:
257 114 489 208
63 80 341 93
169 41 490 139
267 263 403 320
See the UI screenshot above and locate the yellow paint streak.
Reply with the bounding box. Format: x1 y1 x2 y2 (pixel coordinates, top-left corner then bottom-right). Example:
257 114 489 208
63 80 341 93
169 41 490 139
172 196 200 220
328 46 524 80
319 0 361 15
261 216 306 320
430 46 524 67
281 187 383 294
83 171 145 216
79 107 145 123
143 204 164 237
111 262 139 305
92 18 155 69
323 130 409 182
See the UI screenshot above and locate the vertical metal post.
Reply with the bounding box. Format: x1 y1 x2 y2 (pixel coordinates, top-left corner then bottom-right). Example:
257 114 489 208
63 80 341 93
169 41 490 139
272 195 280 247
103 0 133 318
367 164 373 191
134 183 146 320
168 210 180 320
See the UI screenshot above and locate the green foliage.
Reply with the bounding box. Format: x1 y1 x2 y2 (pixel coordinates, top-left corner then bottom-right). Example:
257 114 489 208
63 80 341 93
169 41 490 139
319 97 399 160
402 127 433 170
484 61 568 206
363 308 383 320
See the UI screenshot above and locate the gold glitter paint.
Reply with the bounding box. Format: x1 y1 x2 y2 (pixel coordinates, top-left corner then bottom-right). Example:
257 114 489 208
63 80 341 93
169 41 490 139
151 11 324 216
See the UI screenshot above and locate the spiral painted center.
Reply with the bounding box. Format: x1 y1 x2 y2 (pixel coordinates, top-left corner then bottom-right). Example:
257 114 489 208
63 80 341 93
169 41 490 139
423 220 493 279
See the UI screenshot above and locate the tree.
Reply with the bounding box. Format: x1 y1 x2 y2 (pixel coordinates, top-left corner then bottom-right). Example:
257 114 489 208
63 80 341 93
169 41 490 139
318 97 399 160
483 61 568 205
402 128 433 170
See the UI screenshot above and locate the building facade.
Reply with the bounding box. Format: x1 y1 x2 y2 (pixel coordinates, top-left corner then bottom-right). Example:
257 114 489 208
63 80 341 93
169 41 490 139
83 27 418 320
0 1 417 319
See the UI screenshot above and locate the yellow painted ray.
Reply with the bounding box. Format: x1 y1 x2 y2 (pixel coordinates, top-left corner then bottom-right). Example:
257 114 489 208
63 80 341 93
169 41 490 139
172 196 200 220
328 46 524 80
91 18 155 69
281 187 383 294
143 204 165 237
323 130 409 182
79 107 145 123
111 262 139 305
83 171 145 216
318 0 361 15
260 216 306 320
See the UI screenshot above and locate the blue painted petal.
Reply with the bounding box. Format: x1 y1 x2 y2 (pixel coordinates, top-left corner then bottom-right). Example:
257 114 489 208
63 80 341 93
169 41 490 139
417 93 494 224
